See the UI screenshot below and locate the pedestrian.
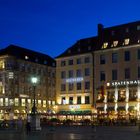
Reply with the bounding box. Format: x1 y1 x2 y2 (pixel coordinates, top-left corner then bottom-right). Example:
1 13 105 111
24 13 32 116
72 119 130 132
26 115 31 134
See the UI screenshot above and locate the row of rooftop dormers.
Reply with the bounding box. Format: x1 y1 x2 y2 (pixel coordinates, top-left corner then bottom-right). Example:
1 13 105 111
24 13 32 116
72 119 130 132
57 20 140 58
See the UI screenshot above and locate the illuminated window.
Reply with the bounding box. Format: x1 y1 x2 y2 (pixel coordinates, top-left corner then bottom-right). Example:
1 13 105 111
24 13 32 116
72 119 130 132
102 42 108 49
113 41 118 47
0 98 3 106
0 86 3 94
21 99 26 106
52 101 55 105
61 97 66 105
38 100 41 107
0 61 5 69
25 56 29 60
43 100 46 107
14 98 19 106
9 99 14 106
48 100 51 105
27 99 31 105
124 38 130 45
5 98 8 106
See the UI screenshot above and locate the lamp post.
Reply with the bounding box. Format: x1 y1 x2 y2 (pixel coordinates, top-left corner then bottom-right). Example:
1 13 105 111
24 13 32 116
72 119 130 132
30 76 41 130
31 77 38 114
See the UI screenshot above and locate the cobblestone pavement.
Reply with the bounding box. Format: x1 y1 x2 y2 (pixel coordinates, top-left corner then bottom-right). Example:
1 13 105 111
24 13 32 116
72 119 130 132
0 126 140 140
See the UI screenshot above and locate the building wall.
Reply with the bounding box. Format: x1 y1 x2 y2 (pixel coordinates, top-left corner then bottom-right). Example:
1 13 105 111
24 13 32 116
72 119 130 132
0 55 56 119
94 44 140 119
56 53 94 113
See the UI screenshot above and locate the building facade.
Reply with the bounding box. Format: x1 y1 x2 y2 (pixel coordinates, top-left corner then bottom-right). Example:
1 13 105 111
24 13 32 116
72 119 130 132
56 20 140 121
0 45 56 120
56 38 97 120
95 21 140 120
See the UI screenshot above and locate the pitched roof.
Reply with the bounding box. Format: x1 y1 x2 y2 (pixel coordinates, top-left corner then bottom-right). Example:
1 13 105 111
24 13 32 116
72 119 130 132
0 45 56 67
56 36 98 58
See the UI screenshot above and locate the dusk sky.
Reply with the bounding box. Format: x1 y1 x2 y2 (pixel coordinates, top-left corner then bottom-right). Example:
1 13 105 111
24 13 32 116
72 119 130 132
0 0 140 58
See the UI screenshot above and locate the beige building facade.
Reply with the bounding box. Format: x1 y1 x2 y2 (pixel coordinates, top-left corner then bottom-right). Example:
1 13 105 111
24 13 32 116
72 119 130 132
56 53 94 119
0 45 56 120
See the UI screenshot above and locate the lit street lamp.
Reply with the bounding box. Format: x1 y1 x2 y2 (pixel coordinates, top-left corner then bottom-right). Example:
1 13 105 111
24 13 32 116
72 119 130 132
31 77 38 114
30 76 41 130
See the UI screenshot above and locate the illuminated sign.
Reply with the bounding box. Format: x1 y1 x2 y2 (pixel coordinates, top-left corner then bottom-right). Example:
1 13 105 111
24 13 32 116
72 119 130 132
69 105 80 109
20 94 29 98
107 80 140 87
66 77 83 83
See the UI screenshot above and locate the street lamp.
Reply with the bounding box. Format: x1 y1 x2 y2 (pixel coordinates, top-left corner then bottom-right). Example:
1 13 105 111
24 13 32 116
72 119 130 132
30 76 41 130
31 77 38 114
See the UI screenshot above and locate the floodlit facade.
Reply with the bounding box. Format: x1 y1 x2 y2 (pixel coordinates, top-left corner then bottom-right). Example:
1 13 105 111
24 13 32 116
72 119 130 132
94 21 140 120
56 20 140 121
56 38 97 120
0 45 56 120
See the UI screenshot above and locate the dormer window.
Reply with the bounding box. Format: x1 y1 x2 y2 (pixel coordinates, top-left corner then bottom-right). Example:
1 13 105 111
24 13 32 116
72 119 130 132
102 42 108 49
35 58 38 62
113 41 118 47
25 56 29 60
68 50 71 53
124 38 130 45
78 48 80 52
52 63 55 66
126 28 129 33
44 60 47 64
111 31 115 36
88 46 91 50
137 25 140 30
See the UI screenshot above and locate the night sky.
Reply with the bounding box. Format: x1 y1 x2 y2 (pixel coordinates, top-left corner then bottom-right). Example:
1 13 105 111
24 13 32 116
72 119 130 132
0 0 140 58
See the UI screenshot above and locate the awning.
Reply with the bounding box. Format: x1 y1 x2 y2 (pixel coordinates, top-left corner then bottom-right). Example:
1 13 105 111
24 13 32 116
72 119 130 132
58 110 91 115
